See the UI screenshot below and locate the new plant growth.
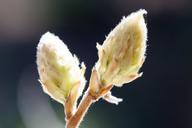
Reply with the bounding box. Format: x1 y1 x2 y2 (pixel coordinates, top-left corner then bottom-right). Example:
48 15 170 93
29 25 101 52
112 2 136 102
36 9 147 128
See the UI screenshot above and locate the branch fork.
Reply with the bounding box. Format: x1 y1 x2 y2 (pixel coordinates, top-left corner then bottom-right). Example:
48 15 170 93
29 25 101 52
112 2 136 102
64 69 115 128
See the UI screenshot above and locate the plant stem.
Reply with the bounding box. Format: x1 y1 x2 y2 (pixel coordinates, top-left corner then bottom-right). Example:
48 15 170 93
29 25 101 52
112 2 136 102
66 91 95 128
64 103 73 121
65 69 113 128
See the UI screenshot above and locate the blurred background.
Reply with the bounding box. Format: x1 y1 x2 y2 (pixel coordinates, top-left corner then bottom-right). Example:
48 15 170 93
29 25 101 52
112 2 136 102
0 0 192 128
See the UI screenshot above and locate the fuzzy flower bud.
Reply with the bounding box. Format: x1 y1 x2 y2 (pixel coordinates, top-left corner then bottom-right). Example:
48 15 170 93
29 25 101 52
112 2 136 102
36 32 86 105
96 9 147 87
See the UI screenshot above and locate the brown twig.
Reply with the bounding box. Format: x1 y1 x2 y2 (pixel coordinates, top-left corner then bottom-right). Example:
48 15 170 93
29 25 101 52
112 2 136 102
64 97 74 121
65 69 113 128
66 91 95 128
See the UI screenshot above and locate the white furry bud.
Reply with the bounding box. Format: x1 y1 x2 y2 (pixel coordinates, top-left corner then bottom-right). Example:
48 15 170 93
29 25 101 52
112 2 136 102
36 32 86 105
96 9 147 87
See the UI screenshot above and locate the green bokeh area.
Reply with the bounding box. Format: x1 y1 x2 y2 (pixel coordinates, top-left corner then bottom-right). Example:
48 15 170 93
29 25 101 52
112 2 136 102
0 0 192 128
